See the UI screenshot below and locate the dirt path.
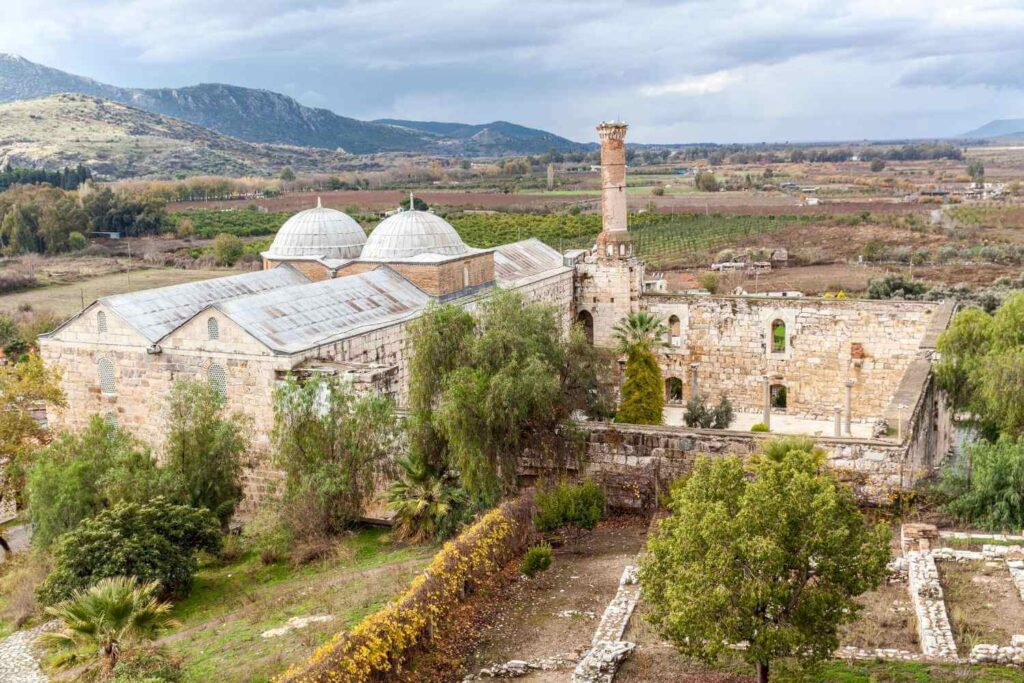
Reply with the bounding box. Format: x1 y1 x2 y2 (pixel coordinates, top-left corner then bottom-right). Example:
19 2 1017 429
462 518 649 681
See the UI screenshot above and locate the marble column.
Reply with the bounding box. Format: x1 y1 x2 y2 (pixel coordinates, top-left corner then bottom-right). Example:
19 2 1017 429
833 405 842 438
762 376 771 429
844 379 856 437
689 363 699 400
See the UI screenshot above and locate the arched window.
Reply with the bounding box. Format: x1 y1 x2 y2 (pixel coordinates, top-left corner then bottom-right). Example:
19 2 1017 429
98 357 116 395
207 317 219 341
577 310 594 345
771 319 786 353
665 377 684 403
668 315 681 347
97 310 107 334
208 363 226 398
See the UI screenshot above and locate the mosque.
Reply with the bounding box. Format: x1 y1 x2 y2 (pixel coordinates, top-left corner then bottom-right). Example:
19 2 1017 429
39 122 955 507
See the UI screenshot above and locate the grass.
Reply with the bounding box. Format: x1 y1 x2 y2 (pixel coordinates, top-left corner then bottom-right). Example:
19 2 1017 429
165 528 435 683
0 267 227 317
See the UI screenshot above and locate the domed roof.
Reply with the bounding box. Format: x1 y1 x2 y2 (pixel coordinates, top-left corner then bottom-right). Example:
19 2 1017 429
262 199 367 261
360 210 468 261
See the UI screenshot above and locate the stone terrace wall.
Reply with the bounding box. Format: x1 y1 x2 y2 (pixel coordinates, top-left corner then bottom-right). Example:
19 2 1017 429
645 295 940 419
521 405 945 509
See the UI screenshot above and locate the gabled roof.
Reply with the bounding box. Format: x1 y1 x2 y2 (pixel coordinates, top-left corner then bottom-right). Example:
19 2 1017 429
214 267 430 354
493 238 570 286
101 266 311 342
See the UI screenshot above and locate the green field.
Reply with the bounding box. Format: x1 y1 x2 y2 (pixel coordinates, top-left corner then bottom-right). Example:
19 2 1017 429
174 208 811 270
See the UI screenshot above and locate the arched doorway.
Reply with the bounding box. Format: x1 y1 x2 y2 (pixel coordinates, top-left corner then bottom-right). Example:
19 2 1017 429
771 319 786 353
665 377 683 403
668 315 681 347
577 310 594 345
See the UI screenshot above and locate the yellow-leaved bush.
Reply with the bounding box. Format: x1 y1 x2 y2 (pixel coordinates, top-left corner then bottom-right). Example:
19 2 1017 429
276 493 534 683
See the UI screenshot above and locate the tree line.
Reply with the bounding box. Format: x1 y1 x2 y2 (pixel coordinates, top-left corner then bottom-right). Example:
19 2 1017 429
0 165 92 192
0 183 168 255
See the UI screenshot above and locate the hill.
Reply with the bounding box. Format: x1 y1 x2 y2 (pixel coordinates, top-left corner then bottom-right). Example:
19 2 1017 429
0 54 583 155
961 119 1024 139
374 119 583 154
0 94 359 178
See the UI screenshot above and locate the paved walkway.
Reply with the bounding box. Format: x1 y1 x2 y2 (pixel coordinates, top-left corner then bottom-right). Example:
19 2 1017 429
664 407 875 438
0 622 53 683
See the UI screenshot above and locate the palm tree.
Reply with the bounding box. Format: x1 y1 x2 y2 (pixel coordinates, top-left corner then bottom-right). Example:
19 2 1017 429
612 311 668 355
387 454 469 543
38 576 178 680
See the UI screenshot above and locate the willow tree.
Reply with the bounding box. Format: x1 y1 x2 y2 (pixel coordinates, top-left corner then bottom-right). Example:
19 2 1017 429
613 311 666 425
403 291 608 508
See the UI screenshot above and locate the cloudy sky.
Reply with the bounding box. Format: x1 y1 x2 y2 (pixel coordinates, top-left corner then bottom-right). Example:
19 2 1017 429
3 0 1024 144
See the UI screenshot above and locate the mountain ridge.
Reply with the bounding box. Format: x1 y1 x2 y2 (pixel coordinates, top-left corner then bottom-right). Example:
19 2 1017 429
960 118 1024 139
0 54 582 155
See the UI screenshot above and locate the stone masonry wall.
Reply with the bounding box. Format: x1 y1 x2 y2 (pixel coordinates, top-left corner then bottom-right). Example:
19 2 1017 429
645 295 939 419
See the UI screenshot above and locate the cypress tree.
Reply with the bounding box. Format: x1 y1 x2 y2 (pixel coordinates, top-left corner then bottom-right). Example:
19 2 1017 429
616 347 664 425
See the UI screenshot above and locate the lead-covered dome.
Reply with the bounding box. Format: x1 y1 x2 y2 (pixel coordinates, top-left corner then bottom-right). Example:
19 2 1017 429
262 200 367 261
360 210 468 261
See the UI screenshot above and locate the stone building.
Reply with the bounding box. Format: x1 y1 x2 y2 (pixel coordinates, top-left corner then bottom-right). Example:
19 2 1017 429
39 120 955 509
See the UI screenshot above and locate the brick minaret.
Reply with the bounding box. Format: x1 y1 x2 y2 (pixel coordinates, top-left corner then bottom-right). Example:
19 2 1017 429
595 121 633 259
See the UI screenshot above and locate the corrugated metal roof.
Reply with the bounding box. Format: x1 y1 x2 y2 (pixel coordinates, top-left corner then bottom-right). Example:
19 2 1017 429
493 238 568 285
216 267 430 354
102 266 311 342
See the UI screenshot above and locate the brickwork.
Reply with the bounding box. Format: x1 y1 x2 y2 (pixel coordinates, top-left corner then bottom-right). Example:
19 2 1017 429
262 258 333 281
386 251 494 297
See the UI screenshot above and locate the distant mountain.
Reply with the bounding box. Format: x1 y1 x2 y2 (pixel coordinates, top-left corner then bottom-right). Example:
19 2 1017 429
961 119 1024 139
0 54 583 155
374 118 582 154
0 94 361 178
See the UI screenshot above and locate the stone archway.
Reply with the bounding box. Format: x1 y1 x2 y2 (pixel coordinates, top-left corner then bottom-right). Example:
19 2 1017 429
665 377 684 403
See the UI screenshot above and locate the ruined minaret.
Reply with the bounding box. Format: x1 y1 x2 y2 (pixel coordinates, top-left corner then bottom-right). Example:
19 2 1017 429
596 121 633 259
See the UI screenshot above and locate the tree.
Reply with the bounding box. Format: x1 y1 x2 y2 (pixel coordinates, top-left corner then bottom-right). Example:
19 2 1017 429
400 195 429 211
272 374 399 536
387 453 469 542
698 272 719 294
39 577 178 681
967 160 985 185
941 436 1024 531
870 158 886 172
37 497 221 604
936 294 1024 438
640 445 890 683
279 167 296 181
0 356 65 517
212 233 244 266
695 172 720 192
407 291 605 507
163 379 248 527
613 312 666 425
27 416 166 549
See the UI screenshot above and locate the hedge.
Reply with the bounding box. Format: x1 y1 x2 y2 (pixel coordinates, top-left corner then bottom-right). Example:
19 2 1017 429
276 493 535 682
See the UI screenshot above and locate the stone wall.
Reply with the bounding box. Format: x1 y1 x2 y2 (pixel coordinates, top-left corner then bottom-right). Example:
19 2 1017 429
575 256 644 347
645 295 940 418
386 251 494 298
521 388 947 509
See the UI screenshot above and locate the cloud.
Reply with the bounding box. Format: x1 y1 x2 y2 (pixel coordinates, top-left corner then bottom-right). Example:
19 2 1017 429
640 70 740 97
2 0 1024 142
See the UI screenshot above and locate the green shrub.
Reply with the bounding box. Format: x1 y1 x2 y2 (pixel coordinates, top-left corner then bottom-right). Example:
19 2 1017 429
943 436 1024 531
534 480 606 533
684 395 734 429
67 231 87 251
867 275 928 300
112 648 182 682
751 423 770 432
37 497 221 604
26 416 166 549
520 543 553 577
698 272 719 293
212 232 243 266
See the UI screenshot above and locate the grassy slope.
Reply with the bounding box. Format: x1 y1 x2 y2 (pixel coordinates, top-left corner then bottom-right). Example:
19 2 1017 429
0 94 354 179
167 529 434 683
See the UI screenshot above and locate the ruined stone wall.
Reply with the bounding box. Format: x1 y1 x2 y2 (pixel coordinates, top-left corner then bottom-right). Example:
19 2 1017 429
645 295 939 419
521 385 948 510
